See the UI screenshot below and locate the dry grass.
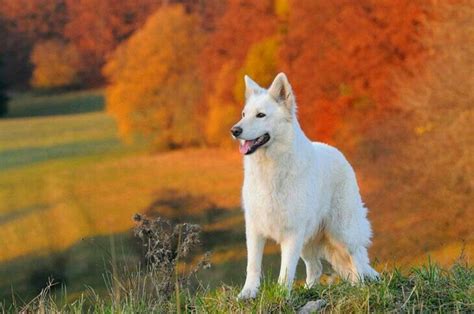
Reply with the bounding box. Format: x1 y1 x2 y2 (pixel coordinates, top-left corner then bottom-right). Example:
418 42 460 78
132 214 210 300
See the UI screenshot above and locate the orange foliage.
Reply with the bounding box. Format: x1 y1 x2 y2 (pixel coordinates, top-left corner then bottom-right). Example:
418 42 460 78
104 5 203 148
280 0 432 142
200 0 277 106
64 0 161 84
199 0 433 147
30 40 80 88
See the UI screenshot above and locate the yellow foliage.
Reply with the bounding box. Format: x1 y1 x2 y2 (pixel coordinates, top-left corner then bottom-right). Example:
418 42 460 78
233 37 279 104
205 95 238 147
274 0 290 19
30 40 80 88
103 5 204 148
414 122 434 136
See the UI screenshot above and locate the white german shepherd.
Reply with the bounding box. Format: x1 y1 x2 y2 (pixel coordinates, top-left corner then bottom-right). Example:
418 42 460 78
231 73 378 299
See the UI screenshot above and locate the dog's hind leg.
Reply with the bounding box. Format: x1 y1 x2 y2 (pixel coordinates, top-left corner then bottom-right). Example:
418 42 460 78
320 233 358 283
301 239 323 288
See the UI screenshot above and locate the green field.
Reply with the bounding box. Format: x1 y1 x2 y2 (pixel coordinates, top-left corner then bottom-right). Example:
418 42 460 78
4 90 104 118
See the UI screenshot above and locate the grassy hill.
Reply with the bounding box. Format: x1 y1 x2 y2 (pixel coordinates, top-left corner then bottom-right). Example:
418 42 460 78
6 263 474 312
0 90 471 306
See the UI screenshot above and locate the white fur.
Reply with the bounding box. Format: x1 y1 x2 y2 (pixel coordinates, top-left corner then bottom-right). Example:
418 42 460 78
233 73 378 300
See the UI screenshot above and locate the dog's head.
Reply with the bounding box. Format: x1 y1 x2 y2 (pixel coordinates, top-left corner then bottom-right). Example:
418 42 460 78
231 72 296 155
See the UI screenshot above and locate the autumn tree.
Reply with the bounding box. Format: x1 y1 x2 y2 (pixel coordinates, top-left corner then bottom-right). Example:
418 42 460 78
63 0 223 86
104 5 204 148
280 0 432 143
0 0 68 87
30 40 80 89
201 0 277 85
0 0 162 87
64 0 163 85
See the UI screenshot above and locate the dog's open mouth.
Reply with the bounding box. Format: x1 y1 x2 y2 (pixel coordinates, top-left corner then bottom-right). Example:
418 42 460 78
239 133 271 155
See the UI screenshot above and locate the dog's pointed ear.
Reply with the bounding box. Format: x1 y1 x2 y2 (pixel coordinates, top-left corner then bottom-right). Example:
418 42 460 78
268 72 295 111
244 75 263 99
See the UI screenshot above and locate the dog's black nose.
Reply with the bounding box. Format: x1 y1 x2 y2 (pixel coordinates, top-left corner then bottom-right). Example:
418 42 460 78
231 126 243 137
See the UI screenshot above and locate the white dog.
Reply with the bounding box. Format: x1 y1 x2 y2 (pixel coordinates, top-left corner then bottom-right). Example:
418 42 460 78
231 73 378 299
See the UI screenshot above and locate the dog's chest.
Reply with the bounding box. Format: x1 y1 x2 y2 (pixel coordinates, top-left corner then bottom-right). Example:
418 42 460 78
243 163 309 241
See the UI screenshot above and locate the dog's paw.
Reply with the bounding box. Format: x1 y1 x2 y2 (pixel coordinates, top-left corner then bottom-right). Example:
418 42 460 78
237 287 259 300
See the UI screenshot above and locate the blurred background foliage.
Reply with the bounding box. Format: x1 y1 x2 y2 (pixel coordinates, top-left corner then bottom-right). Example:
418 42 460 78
0 0 472 304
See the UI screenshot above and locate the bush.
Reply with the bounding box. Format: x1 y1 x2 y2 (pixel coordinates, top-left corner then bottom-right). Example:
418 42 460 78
133 214 211 299
30 40 80 89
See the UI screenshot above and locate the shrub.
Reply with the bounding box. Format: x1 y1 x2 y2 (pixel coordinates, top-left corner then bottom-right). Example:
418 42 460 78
30 40 80 89
132 214 211 302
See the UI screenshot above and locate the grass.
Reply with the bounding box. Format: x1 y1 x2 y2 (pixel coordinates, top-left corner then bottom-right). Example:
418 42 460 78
4 89 104 118
5 263 473 313
0 91 122 170
198 263 473 313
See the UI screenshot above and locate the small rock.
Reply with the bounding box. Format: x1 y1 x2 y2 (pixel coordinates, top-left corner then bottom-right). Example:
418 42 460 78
297 299 327 314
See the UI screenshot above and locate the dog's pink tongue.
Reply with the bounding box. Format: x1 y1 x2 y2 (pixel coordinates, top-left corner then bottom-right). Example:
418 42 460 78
239 140 252 154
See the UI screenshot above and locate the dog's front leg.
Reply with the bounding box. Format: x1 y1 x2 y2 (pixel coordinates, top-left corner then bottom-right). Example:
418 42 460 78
238 223 266 300
278 232 304 290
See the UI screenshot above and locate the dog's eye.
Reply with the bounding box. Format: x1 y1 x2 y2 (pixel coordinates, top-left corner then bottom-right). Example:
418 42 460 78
256 113 266 118
242 112 245 117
